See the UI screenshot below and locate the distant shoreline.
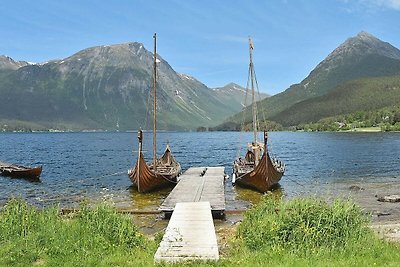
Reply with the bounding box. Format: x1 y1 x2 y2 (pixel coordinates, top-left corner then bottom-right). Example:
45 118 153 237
1 125 400 133
343 127 381 132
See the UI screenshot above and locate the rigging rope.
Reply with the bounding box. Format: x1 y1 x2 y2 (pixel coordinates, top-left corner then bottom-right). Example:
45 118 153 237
253 69 267 128
144 81 152 131
252 69 262 137
236 64 252 159
251 49 279 157
160 173 179 184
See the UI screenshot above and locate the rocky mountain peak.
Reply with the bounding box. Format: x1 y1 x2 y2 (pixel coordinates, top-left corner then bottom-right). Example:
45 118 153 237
356 31 376 40
227 82 243 89
301 31 400 92
214 82 244 91
49 41 169 82
0 55 29 70
0 55 13 61
62 42 153 66
323 31 400 65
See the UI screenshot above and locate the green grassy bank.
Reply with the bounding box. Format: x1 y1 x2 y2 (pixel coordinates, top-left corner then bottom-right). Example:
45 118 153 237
1 197 400 266
0 199 156 266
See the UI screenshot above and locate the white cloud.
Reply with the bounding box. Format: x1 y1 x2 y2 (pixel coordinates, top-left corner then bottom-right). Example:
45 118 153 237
340 0 400 11
360 0 400 10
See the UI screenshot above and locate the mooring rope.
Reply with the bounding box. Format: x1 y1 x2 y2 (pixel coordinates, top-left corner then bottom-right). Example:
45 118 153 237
160 173 179 184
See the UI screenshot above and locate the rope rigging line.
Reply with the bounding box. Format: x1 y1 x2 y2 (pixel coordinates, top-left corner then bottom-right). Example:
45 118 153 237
143 78 153 131
251 51 278 157
251 67 261 140
237 65 252 159
160 173 179 184
253 69 267 129
144 52 159 131
253 69 261 137
255 75 274 156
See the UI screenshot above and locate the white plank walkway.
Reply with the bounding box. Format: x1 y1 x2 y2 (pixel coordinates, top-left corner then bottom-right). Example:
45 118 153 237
154 201 219 262
159 167 225 215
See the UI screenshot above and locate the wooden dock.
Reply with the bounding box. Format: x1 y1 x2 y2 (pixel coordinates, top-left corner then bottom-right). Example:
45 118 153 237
154 201 219 262
159 166 226 216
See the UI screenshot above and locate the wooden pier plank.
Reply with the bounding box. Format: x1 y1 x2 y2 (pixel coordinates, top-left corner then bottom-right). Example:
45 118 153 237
159 166 226 213
154 202 219 262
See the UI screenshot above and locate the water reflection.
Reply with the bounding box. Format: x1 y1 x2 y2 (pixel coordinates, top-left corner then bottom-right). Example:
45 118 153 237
128 186 171 211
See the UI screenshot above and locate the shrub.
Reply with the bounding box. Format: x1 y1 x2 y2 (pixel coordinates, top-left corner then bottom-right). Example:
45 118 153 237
237 196 369 253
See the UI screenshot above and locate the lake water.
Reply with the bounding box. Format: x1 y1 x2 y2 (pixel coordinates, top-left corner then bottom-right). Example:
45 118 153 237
1 132 399 211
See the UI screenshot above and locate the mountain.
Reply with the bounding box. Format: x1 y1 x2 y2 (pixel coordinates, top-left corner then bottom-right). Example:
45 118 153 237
271 75 400 126
212 82 268 114
229 31 400 126
0 55 29 70
0 43 249 131
300 31 400 96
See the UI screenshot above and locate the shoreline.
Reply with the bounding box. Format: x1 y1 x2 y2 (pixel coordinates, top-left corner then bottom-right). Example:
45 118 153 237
214 178 400 246
143 178 400 247
1 127 400 133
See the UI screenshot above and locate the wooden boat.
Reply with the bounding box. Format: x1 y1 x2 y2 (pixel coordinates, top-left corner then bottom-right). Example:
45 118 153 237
233 37 285 193
0 161 42 180
128 130 181 192
128 33 181 193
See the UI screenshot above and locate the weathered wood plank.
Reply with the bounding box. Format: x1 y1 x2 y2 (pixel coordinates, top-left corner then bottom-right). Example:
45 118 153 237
154 202 219 262
159 167 226 213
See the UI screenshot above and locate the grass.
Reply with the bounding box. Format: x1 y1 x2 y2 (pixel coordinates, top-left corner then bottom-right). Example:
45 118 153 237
231 195 400 266
238 196 369 251
0 199 156 266
1 197 400 266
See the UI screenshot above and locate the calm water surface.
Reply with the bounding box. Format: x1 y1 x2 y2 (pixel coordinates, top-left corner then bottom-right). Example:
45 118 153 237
0 132 399 211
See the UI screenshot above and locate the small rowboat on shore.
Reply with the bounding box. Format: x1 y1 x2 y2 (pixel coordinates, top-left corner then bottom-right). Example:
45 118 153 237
0 161 42 180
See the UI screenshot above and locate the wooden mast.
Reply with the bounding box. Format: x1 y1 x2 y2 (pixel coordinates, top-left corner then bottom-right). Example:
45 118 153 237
137 128 143 192
153 33 157 170
249 36 259 164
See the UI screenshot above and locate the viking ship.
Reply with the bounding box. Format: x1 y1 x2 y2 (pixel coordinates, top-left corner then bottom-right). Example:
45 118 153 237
232 37 285 193
128 33 181 193
0 161 42 180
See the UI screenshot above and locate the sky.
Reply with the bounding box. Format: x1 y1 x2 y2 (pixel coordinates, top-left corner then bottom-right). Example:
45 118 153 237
0 0 399 95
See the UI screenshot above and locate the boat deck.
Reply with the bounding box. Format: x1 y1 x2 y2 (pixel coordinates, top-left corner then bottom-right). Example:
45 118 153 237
154 201 219 262
159 166 226 217
0 161 11 168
